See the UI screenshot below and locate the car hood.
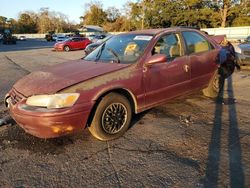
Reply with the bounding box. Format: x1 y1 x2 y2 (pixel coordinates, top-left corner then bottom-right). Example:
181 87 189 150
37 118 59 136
13 60 130 97
239 43 250 50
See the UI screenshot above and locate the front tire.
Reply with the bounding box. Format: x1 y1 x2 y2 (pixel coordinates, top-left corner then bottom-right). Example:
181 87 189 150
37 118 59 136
88 93 132 141
64 45 70 52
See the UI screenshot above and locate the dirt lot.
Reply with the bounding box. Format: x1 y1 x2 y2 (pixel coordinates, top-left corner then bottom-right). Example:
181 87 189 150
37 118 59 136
0 40 249 187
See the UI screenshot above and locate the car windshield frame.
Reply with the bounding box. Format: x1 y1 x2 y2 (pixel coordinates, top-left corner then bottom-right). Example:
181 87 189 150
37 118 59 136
84 34 153 64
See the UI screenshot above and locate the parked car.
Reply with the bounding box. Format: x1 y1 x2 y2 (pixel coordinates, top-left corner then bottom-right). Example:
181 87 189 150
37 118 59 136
52 34 57 41
245 36 250 42
45 33 55 41
54 37 91 51
5 28 221 140
56 35 67 42
84 35 112 55
19 36 26 41
2 34 16 44
92 34 107 42
87 34 97 41
65 34 74 38
234 39 250 65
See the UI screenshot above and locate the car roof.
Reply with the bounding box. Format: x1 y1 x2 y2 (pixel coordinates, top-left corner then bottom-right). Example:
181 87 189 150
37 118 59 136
70 37 86 39
123 27 200 36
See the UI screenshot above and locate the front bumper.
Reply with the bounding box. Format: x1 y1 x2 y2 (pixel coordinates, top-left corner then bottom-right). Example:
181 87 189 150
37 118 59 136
7 97 93 139
54 45 64 51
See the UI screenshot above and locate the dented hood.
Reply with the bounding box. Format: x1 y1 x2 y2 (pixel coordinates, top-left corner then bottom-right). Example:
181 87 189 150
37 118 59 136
13 60 130 97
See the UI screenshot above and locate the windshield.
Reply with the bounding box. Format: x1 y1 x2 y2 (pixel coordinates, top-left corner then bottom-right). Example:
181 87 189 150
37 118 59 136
84 34 153 64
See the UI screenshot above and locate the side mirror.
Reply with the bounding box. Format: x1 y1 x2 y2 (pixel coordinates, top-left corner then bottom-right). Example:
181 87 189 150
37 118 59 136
145 54 167 67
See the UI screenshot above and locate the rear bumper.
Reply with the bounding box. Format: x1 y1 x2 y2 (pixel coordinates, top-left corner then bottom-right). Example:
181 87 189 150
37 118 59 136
8 99 93 138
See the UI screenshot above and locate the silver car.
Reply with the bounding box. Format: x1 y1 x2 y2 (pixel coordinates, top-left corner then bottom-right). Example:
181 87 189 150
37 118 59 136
235 39 250 65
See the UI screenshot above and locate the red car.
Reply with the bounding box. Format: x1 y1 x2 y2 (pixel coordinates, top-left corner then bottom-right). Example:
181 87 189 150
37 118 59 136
54 37 91 51
5 28 221 141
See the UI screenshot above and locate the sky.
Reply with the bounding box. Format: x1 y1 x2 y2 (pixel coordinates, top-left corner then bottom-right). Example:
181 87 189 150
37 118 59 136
0 0 135 23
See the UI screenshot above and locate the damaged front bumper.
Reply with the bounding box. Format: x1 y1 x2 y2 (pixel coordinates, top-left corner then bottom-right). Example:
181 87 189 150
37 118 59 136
5 93 92 138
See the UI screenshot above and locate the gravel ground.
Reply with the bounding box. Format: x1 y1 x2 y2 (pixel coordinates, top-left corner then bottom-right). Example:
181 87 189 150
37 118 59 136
0 40 249 187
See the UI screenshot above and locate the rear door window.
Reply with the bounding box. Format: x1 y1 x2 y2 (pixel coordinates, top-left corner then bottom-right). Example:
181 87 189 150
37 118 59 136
182 31 212 54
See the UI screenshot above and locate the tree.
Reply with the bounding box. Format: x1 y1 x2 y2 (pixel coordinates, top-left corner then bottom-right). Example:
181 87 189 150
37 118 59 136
82 0 249 32
0 16 7 26
7 18 19 33
210 0 241 27
0 16 7 31
18 12 38 33
37 8 73 33
228 0 250 26
81 1 107 26
106 7 121 22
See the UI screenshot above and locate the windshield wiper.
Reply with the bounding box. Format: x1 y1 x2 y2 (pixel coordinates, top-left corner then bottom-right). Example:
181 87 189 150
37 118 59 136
107 48 120 64
95 43 106 62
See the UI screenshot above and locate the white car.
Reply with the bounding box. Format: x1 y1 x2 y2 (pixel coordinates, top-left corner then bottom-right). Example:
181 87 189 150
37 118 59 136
52 34 57 41
19 36 26 41
56 36 67 42
235 41 250 66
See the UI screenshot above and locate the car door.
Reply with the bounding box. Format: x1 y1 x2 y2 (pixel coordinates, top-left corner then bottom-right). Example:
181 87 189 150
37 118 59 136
143 33 191 108
71 38 80 49
80 38 89 49
181 31 218 90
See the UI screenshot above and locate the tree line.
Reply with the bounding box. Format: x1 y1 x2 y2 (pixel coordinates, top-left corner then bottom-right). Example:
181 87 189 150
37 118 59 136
0 8 76 34
1 0 249 34
83 0 250 32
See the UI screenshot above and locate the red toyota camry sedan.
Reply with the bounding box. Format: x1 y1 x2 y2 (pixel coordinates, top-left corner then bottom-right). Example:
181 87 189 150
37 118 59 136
54 37 91 51
5 27 221 141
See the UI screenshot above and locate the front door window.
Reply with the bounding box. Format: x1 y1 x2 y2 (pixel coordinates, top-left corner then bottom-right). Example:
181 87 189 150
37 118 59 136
152 33 183 61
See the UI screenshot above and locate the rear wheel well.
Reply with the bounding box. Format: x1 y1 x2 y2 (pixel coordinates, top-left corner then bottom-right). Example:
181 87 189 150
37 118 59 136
86 89 136 127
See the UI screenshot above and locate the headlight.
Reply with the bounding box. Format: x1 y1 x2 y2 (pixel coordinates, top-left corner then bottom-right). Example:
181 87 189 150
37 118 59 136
234 45 242 54
26 93 80 109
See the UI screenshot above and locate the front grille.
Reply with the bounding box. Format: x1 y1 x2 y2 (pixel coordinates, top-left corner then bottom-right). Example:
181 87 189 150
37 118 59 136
243 50 250 56
10 89 26 105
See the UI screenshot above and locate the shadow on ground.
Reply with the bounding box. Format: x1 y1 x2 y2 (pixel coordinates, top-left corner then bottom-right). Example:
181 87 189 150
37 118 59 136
203 76 245 187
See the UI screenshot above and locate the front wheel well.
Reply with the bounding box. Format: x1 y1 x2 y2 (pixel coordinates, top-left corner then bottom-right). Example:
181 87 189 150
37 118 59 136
86 89 136 127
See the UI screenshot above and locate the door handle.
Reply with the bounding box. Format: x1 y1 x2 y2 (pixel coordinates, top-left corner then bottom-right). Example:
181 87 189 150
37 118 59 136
143 66 148 73
183 64 189 72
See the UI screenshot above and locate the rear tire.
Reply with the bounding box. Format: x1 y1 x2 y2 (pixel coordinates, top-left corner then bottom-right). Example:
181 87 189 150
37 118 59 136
64 45 70 52
202 71 220 98
88 93 132 141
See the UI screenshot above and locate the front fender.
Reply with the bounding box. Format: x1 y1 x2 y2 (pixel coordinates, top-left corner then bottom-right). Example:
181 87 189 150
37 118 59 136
92 86 139 113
